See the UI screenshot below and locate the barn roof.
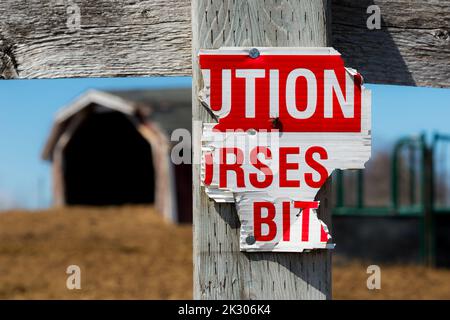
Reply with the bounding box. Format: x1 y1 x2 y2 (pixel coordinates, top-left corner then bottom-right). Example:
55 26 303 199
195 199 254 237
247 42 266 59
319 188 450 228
42 88 191 161
105 88 192 135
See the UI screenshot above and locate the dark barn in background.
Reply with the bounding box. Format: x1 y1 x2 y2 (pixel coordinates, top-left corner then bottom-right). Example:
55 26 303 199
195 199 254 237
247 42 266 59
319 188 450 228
42 88 192 223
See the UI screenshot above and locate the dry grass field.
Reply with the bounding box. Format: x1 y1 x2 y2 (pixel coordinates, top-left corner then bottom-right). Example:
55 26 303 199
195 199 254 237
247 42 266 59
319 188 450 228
0 206 192 299
0 206 449 299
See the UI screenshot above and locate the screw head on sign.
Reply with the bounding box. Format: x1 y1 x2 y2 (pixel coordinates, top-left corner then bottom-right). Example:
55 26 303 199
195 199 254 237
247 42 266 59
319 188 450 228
246 235 256 245
249 48 260 59
247 128 257 136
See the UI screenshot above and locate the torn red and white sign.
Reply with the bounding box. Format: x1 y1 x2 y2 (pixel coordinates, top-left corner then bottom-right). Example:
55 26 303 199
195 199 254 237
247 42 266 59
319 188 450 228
199 47 371 252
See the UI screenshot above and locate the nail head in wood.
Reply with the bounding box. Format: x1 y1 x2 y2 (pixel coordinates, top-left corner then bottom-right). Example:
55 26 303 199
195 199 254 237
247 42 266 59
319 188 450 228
249 48 260 59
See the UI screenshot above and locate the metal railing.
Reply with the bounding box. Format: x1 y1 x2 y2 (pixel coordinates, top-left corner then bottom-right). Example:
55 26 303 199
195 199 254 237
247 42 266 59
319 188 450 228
333 132 450 265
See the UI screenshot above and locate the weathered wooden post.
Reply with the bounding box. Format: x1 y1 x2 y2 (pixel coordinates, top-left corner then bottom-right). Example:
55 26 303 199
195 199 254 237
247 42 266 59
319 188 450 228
192 0 333 299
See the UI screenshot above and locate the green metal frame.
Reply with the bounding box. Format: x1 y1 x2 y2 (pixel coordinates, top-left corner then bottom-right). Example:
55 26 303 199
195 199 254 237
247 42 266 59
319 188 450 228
333 132 450 265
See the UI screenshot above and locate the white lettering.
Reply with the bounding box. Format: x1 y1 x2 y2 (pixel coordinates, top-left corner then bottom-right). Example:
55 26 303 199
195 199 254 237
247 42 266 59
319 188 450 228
236 69 266 118
324 70 354 118
286 68 317 119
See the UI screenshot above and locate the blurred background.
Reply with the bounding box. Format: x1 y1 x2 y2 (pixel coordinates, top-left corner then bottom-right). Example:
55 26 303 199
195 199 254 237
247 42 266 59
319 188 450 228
0 77 449 299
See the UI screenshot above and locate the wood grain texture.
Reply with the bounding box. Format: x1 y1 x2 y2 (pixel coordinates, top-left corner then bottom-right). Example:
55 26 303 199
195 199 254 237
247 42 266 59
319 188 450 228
0 0 191 79
332 0 450 87
1 0 449 87
192 0 332 300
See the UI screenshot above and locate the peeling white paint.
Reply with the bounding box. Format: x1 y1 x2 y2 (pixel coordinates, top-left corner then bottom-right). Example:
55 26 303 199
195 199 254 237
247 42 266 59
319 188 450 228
199 47 371 252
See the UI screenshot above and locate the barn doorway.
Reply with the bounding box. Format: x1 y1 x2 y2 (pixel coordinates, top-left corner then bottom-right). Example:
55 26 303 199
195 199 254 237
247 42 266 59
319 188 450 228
63 110 155 206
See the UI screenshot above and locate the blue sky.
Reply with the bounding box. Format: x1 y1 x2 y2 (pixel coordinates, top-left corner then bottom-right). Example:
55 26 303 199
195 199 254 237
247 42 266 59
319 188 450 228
0 78 449 210
0 77 191 209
